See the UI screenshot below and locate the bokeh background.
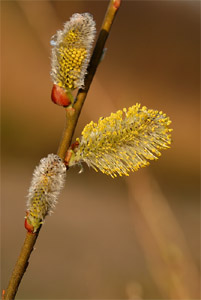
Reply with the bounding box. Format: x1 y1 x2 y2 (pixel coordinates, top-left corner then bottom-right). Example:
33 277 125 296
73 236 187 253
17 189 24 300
1 0 200 299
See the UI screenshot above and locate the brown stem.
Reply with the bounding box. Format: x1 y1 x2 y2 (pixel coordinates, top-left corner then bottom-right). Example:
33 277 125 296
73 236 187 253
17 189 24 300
4 1 121 299
57 0 121 159
4 231 40 300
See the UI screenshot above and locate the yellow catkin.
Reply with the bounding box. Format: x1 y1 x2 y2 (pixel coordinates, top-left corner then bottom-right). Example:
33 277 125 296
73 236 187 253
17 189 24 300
51 13 96 91
26 154 66 232
69 104 172 178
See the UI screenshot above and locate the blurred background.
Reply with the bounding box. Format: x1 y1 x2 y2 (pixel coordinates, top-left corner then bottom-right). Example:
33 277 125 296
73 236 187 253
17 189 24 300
1 0 200 299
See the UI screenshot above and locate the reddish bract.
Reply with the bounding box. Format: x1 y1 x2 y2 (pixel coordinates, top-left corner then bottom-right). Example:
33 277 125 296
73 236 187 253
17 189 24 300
51 84 71 106
24 211 34 233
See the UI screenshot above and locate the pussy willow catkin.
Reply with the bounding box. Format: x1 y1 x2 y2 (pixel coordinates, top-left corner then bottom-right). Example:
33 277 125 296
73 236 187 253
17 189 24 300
25 154 66 233
68 103 172 178
50 13 96 91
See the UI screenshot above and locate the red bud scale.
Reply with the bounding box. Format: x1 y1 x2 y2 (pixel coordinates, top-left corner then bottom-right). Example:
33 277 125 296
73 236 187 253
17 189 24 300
51 84 71 107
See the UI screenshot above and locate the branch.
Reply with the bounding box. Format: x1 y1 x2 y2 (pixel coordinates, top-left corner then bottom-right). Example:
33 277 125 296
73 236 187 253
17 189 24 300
4 1 121 299
57 0 121 160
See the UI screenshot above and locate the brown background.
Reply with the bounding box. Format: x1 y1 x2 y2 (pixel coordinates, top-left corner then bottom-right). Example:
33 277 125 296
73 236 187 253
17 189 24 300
1 1 200 299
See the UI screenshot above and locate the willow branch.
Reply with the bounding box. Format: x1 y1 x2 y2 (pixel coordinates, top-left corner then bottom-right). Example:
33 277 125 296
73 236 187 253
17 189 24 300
4 1 121 299
4 231 40 300
57 0 121 159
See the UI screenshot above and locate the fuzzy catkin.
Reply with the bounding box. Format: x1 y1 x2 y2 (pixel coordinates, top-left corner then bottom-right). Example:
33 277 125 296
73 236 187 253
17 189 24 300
51 13 96 91
68 104 172 178
26 154 66 232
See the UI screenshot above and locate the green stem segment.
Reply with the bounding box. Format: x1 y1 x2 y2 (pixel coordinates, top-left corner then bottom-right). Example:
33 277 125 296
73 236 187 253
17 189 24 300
4 1 121 298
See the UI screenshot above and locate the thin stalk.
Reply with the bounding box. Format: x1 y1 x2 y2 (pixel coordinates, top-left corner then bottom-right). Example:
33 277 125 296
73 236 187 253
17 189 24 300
4 1 121 299
57 0 121 159
3 231 40 300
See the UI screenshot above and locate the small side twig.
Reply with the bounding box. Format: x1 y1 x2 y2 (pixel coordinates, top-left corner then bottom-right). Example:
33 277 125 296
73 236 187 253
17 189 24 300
4 1 121 299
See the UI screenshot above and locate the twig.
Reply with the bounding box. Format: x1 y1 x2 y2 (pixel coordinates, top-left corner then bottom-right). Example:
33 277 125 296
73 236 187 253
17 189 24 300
3 231 40 300
57 0 121 160
4 1 121 299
